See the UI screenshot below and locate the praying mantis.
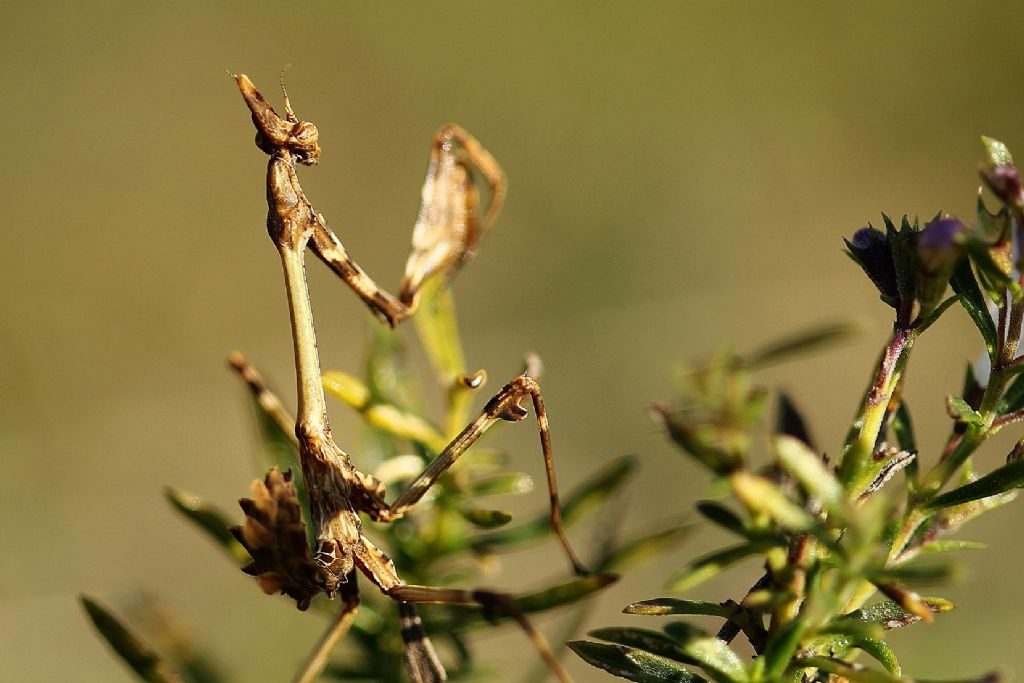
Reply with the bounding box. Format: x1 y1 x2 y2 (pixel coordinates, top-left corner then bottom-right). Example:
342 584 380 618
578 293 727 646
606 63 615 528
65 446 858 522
227 72 615 683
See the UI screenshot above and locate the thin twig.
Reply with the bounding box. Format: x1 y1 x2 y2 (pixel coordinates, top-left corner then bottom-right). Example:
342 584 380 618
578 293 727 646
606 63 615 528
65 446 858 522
292 595 360 683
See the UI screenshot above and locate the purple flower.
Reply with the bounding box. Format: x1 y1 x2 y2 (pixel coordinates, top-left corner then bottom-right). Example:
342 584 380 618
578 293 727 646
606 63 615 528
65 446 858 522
845 227 899 305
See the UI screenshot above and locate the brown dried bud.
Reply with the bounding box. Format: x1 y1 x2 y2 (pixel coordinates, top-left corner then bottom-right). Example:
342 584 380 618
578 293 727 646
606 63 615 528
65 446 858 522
231 468 321 610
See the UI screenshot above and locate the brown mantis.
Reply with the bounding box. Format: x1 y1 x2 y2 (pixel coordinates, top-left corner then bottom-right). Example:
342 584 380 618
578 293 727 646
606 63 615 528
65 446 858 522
228 73 614 683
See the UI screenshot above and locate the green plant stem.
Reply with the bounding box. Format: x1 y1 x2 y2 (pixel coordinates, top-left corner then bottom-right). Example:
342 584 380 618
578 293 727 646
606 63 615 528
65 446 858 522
845 293 1024 617
839 327 916 497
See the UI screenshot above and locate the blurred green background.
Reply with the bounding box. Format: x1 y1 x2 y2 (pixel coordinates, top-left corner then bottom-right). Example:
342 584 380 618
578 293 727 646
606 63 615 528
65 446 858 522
4 1 1024 680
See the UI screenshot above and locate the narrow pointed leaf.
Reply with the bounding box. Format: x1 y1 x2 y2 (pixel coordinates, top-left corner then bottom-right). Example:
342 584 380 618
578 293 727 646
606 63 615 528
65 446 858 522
624 599 731 618
847 598 954 630
946 396 984 426
80 596 185 683
589 627 695 665
473 456 636 551
413 279 467 382
792 656 899 683
730 471 815 532
891 401 918 483
322 370 371 409
746 322 856 369
775 436 844 517
661 622 747 683
600 524 694 572
850 637 901 676
666 541 777 592
459 507 513 528
950 258 997 357
816 620 883 641
761 619 808 680
875 561 956 585
926 459 1024 509
469 472 534 498
982 136 1014 166
695 501 746 537
999 373 1024 414
776 392 816 449
915 294 961 334
165 488 250 563
918 540 985 555
515 573 619 613
568 641 708 683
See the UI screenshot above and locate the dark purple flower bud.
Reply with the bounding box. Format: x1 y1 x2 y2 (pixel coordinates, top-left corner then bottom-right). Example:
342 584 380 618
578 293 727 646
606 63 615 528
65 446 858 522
918 218 965 267
981 163 1024 208
845 227 899 306
917 217 966 314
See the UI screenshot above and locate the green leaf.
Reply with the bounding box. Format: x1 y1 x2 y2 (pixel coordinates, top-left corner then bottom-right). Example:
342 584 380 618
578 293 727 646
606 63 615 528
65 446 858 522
791 656 898 683
568 641 709 683
946 396 984 426
666 541 778 592
926 459 1024 509
591 624 746 683
746 322 857 369
887 215 919 305
964 237 1021 301
999 373 1024 415
469 472 534 497
661 622 747 683
589 627 695 664
775 436 844 518
982 136 1014 166
730 471 816 532
847 597 955 630
850 637 901 676
164 488 249 563
891 401 918 483
915 294 961 334
695 501 746 537
413 278 466 382
761 618 807 680
473 456 636 551
950 258 997 358
875 561 956 585
600 525 694 572
80 596 185 683
459 507 513 528
624 599 731 618
515 573 619 614
775 392 816 449
653 406 739 475
918 539 985 555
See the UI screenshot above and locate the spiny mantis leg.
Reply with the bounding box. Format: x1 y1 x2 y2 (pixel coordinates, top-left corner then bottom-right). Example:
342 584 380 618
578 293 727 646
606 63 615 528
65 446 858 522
292 571 360 683
398 601 447 683
386 372 589 576
309 122 506 327
234 73 506 328
388 583 572 683
227 351 388 505
229 349 587 575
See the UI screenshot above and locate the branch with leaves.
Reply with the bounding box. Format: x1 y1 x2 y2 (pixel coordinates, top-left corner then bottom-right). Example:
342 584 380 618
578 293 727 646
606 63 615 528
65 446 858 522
571 137 1024 683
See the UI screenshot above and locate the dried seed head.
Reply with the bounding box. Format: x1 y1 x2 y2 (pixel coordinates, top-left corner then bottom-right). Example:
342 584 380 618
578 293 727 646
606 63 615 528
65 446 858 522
231 468 321 610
